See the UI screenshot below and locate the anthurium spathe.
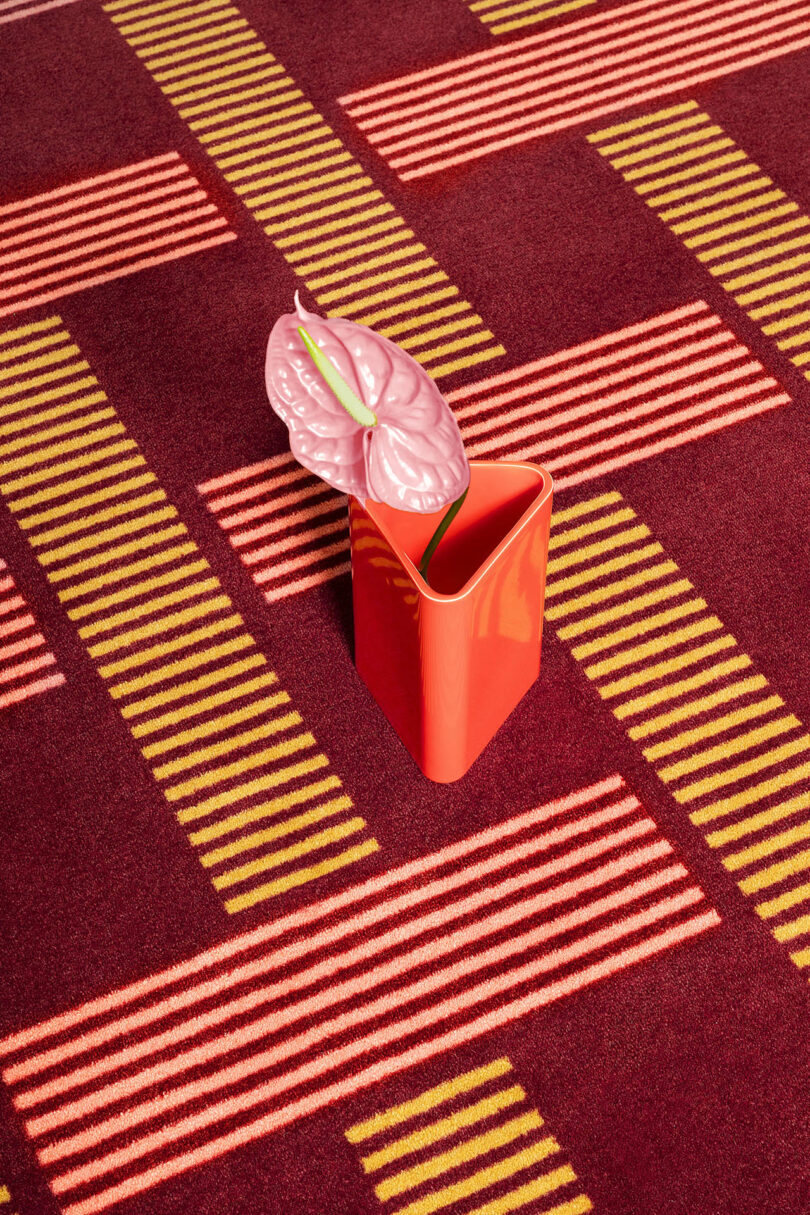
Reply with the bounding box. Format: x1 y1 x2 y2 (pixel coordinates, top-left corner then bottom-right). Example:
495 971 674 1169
265 294 470 515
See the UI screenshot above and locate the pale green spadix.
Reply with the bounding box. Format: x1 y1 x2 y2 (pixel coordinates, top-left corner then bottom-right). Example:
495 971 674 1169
298 326 377 428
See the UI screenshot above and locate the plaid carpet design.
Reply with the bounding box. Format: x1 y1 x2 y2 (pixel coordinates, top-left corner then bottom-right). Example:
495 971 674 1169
2 1 810 1214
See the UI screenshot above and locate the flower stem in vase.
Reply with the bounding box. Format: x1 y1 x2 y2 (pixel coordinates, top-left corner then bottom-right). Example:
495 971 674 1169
418 489 468 585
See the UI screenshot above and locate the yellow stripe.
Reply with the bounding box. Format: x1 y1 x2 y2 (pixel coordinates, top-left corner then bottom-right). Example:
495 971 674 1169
144 29 257 72
168 56 284 99
659 714 800 781
670 189 787 237
599 634 736 700
711 231 810 277
614 654 751 720
141 689 290 755
188 775 343 844
689 759 810 825
739 846 810 895
572 597 705 660
685 203 798 250
646 163 760 208
749 286 810 320
199 794 354 864
277 202 396 249
546 525 651 575
642 693 782 758
723 817 810 872
706 788 810 849
585 615 722 680
98 612 243 678
558 579 692 639
306 241 428 288
610 125 724 170
546 560 677 621
545 542 665 599
6 455 147 512
773 914 810 942
376 1112 544 1201
463 1182 590 1215
548 506 635 549
335 272 451 317
223 837 379 913
391 1141 563 1215
153 709 302 777
67 559 209 619
0 359 90 403
87 594 232 655
57 540 199 602
174 752 329 819
789 946 810 967
423 345 504 380
38 505 179 565
108 633 254 699
489 0 594 34
417 332 495 364
756 880 810 919
394 305 479 345
700 216 810 264
0 342 82 383
163 731 316 800
623 138 734 182
46 522 188 583
636 150 748 196
547 494 623 531
125 655 270 723
596 112 708 156
77 576 220 636
346 1059 513 1143
0 421 124 476
736 265 810 307
777 326 810 351
0 405 117 455
661 176 774 223
290 217 405 266
0 314 62 345
187 85 304 127
337 285 460 330
0 392 108 441
1 439 138 495
586 101 698 143
724 248 810 292
27 486 165 542
360 1085 526 1172
0 376 98 423
674 734 810 803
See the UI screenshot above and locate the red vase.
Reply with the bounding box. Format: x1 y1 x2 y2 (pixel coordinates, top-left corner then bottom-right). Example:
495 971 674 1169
348 460 553 783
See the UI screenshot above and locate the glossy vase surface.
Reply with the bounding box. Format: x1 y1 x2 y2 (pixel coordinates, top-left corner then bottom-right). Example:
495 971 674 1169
349 460 553 783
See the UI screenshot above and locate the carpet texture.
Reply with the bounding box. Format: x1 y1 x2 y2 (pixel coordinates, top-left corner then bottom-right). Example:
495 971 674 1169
2 1 810 1213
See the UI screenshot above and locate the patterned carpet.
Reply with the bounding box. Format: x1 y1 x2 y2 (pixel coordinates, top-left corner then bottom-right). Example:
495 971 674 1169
2 1 810 1212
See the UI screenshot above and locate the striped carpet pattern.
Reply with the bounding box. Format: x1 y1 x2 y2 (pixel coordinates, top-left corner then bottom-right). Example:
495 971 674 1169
337 0 810 180
0 152 236 319
546 493 810 974
198 297 790 604
0 554 64 714
0 774 717 1215
465 0 596 38
345 1057 593 1215
102 0 504 381
589 101 810 381
197 456 349 604
0 0 82 24
447 299 789 489
0 316 376 914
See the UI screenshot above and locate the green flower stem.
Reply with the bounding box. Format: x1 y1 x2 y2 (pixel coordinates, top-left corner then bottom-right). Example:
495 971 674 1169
298 326 377 428
418 488 469 585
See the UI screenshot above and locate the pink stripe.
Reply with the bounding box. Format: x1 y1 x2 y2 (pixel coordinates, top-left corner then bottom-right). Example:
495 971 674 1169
0 232 237 319
265 560 352 600
60 909 719 1215
474 371 780 461
554 396 787 489
0 613 36 640
0 776 627 1061
339 0 744 107
250 538 349 580
388 21 805 165
0 211 225 295
0 592 25 615
0 179 203 254
366 0 785 143
50 889 711 1185
39 853 681 1146
19 804 653 1113
197 453 301 498
0 191 209 266
465 358 767 456
540 380 786 468
398 33 810 177
0 157 183 222
0 0 84 22
449 304 715 411
0 631 46 665
0 671 64 710
0 652 56 687
222 485 344 534
234 516 347 558
459 332 744 438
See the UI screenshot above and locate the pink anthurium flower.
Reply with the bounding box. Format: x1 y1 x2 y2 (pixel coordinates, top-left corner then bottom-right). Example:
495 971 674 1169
265 294 470 515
